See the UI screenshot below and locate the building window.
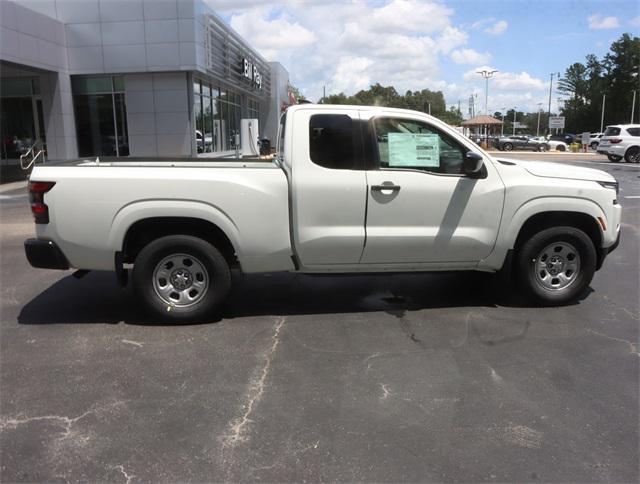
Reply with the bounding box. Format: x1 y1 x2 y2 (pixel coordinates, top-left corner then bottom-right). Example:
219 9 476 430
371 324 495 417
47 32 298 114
193 78 243 154
1 78 46 160
72 75 129 157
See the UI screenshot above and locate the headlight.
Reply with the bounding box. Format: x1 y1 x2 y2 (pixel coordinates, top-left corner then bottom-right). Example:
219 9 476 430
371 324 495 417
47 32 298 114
597 180 619 195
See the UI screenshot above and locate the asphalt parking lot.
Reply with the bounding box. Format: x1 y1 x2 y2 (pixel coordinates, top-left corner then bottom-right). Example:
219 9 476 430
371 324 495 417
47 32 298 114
1 156 638 482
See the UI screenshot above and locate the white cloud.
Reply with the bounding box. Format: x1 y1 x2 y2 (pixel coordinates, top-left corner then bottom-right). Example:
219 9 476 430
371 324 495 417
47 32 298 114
451 49 491 65
588 13 620 29
464 68 546 91
229 9 316 59
629 16 640 27
484 20 508 35
206 1 553 113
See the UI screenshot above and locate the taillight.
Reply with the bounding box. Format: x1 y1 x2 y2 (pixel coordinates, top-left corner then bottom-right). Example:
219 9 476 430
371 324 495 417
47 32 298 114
29 181 55 224
610 138 622 144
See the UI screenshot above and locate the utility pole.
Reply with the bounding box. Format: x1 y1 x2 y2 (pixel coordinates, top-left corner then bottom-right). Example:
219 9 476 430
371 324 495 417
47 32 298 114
547 72 560 133
513 107 517 136
600 94 606 133
631 89 637 124
536 102 543 136
501 107 506 136
322 85 326 103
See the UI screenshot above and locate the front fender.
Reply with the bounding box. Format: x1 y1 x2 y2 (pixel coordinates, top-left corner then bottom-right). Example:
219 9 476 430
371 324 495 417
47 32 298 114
504 196 605 247
480 196 605 271
108 199 242 257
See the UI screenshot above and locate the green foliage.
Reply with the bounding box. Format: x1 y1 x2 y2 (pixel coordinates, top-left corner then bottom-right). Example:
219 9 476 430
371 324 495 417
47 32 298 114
558 33 639 132
319 83 462 125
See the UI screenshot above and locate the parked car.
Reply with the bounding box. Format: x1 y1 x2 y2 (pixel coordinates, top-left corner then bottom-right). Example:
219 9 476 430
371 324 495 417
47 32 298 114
596 124 640 162
589 132 603 150
497 135 549 151
531 136 567 151
549 133 577 145
24 104 621 321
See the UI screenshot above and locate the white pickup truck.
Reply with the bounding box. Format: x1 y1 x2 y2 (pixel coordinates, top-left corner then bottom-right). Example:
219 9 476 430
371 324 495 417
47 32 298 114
25 105 621 321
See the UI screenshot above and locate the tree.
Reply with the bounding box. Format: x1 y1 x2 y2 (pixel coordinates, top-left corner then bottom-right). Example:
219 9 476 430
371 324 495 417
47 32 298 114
558 33 640 132
318 84 453 124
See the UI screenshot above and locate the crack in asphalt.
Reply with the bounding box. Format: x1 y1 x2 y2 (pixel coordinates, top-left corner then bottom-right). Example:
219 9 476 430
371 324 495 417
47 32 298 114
587 329 639 356
222 316 286 452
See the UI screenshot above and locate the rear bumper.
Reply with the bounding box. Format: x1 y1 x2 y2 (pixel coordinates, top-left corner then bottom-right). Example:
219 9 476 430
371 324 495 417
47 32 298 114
24 238 70 270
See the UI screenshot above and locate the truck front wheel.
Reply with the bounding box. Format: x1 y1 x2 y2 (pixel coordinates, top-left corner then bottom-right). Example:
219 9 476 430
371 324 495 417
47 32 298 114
132 235 231 322
515 227 596 306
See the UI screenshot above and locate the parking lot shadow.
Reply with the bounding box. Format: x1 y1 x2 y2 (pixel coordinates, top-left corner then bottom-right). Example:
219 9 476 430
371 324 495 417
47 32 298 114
17 269 587 326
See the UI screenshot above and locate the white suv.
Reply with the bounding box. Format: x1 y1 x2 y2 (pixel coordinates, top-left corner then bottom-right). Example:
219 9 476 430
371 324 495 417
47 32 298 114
597 124 640 163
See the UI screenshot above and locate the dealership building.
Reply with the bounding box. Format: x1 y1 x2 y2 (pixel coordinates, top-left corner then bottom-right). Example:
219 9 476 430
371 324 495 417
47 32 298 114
0 0 292 164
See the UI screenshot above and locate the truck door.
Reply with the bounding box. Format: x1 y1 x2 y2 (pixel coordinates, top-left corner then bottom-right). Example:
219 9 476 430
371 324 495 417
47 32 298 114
360 113 504 264
290 108 367 266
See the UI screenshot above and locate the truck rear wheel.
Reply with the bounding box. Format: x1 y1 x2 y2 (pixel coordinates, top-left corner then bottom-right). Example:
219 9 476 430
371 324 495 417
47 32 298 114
132 235 231 322
515 226 596 306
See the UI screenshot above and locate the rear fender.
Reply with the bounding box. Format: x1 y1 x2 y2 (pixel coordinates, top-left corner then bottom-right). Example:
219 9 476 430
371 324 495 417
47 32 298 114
108 200 242 258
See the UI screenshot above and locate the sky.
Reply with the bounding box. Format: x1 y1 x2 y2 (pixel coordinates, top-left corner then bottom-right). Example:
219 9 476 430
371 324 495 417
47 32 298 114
207 0 640 115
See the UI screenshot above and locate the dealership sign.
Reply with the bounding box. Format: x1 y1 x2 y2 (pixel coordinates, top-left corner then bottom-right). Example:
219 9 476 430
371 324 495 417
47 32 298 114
242 58 262 90
549 116 565 129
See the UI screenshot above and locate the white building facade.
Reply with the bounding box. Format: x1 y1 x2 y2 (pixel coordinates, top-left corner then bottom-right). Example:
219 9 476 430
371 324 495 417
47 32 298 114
0 0 291 163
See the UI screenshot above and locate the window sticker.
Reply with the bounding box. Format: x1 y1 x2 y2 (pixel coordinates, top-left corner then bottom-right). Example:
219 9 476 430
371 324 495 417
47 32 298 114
388 133 440 167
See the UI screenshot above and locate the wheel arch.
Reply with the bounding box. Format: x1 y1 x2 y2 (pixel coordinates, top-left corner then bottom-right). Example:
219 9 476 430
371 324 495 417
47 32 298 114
513 211 602 252
121 216 239 268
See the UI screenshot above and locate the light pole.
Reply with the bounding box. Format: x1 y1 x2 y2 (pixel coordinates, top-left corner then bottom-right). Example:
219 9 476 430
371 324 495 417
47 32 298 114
500 107 506 136
631 89 637 124
513 107 517 135
536 102 543 136
476 69 498 115
600 94 606 133
547 72 560 134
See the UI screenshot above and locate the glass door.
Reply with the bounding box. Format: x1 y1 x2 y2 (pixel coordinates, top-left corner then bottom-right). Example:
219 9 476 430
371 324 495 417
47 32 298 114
0 96 37 160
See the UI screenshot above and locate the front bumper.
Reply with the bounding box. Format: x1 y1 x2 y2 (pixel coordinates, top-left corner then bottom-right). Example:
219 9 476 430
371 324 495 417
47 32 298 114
24 238 70 270
596 228 621 270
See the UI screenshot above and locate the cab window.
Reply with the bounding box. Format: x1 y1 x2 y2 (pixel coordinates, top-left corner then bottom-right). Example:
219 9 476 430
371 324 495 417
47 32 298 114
373 117 466 174
309 114 356 169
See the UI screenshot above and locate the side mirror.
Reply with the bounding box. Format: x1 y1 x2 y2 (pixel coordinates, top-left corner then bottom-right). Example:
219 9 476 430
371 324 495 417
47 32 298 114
463 152 484 177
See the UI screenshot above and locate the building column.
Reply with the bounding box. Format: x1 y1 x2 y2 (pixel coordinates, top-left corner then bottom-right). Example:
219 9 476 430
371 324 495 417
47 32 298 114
42 72 77 160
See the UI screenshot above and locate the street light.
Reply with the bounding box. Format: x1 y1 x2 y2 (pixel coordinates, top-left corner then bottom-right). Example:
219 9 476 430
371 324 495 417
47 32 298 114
476 69 498 145
476 69 498 115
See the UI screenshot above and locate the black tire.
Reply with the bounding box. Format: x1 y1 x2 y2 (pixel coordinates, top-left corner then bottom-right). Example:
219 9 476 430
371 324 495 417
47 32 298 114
515 226 596 306
132 235 231 322
503 143 513 151
556 145 566 152
607 154 622 162
624 146 640 163
589 141 598 150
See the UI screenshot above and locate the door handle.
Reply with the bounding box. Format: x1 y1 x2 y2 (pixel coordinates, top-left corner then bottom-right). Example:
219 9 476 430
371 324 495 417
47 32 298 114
371 184 401 192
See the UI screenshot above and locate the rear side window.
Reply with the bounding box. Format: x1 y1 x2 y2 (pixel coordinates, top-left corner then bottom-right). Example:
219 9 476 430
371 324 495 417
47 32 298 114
626 128 640 136
604 127 621 136
309 114 356 169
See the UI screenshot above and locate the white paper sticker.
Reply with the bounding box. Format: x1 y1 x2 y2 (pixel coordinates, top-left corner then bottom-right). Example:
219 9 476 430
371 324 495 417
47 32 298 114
388 133 440 167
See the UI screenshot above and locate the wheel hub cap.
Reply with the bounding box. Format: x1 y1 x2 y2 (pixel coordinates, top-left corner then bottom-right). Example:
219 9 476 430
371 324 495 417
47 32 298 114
534 242 581 291
170 269 193 290
152 253 209 307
